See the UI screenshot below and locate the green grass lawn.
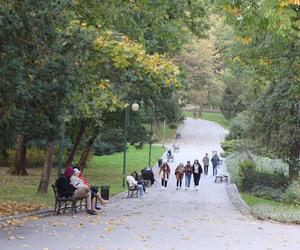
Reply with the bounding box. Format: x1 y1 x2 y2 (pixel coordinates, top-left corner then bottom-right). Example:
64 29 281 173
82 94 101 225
183 111 230 129
0 145 165 215
241 193 300 224
241 193 282 207
84 145 165 197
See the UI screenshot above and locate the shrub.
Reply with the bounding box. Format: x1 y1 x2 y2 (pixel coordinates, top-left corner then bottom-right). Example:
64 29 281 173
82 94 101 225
93 142 116 156
282 179 300 204
225 151 250 183
242 170 290 193
221 140 236 157
225 111 250 140
251 185 284 202
237 159 256 188
225 151 289 185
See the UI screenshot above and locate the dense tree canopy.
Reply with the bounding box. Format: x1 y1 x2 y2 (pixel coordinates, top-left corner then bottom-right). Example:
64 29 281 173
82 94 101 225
214 0 300 178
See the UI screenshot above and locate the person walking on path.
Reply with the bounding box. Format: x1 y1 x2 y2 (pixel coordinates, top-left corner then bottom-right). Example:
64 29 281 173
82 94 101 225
202 153 210 175
175 163 184 190
159 162 171 189
192 159 203 191
211 153 220 176
184 161 193 190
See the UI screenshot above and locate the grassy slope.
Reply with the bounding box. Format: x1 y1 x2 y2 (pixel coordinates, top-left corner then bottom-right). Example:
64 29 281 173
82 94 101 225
84 145 165 197
241 193 300 223
183 111 230 129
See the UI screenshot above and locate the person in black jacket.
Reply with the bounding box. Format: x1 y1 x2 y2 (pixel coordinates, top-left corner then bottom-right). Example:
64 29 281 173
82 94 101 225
192 159 203 191
55 167 96 215
211 153 220 176
55 168 76 198
141 167 155 185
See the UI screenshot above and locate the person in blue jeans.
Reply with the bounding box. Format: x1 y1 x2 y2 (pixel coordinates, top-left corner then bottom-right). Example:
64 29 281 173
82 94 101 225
184 161 193 190
211 153 220 176
126 175 144 197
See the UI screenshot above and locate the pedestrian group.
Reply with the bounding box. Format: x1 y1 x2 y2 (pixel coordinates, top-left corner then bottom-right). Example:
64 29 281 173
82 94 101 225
159 152 220 190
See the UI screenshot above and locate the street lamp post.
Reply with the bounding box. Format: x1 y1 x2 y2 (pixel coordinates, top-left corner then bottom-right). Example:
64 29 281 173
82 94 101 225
122 101 140 187
148 105 155 167
163 115 166 148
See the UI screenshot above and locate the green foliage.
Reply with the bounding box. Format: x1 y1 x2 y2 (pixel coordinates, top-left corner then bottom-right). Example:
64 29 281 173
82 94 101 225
213 0 300 178
251 185 284 202
93 142 118 156
221 140 237 157
237 159 256 188
241 193 300 224
282 179 300 204
226 111 250 140
248 78 300 166
73 0 210 54
242 169 290 195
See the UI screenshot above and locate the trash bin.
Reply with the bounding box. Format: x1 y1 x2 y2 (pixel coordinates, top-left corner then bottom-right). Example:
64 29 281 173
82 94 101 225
158 159 162 168
100 185 110 200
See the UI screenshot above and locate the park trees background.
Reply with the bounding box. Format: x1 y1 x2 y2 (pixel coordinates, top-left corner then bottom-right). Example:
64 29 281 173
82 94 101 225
214 0 300 178
0 0 210 194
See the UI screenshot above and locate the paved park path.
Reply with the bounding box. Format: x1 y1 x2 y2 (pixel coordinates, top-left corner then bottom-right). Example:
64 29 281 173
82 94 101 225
1 118 300 250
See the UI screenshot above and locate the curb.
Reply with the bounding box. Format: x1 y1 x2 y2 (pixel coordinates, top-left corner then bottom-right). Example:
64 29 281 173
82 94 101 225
225 182 250 215
0 208 53 224
0 191 128 224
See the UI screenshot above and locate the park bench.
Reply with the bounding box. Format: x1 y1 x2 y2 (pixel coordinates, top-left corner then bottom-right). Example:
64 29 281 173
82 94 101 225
173 144 180 153
126 182 139 198
52 184 86 215
214 175 229 183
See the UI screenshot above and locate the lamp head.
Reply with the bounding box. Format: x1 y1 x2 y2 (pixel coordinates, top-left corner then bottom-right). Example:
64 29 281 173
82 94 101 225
131 102 139 112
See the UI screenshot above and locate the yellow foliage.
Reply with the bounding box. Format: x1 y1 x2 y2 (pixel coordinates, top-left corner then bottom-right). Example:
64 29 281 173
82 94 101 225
98 80 109 90
233 56 241 63
280 0 300 8
224 4 241 17
235 36 252 45
93 32 181 87
259 58 272 66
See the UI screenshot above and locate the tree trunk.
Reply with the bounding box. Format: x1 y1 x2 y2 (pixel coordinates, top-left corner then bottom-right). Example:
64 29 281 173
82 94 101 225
38 141 55 194
198 104 203 116
64 119 88 167
289 140 300 180
10 134 28 175
77 134 97 169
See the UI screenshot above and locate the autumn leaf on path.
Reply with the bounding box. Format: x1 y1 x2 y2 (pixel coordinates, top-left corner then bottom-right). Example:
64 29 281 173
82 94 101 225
104 226 114 233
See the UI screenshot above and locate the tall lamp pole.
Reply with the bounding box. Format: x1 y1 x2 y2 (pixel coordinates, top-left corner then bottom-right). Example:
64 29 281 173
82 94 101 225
148 105 155 167
122 101 140 187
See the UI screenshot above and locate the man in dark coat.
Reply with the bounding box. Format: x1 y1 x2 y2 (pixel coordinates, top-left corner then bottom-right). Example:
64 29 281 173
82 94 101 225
211 153 220 176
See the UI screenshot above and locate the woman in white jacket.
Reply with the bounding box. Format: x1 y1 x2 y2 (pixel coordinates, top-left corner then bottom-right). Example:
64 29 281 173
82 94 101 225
126 175 144 197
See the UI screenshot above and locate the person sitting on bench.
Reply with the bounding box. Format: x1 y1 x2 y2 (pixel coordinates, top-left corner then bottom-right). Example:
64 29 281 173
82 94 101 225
141 167 155 185
131 171 146 193
56 167 97 215
73 167 110 208
126 175 144 197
